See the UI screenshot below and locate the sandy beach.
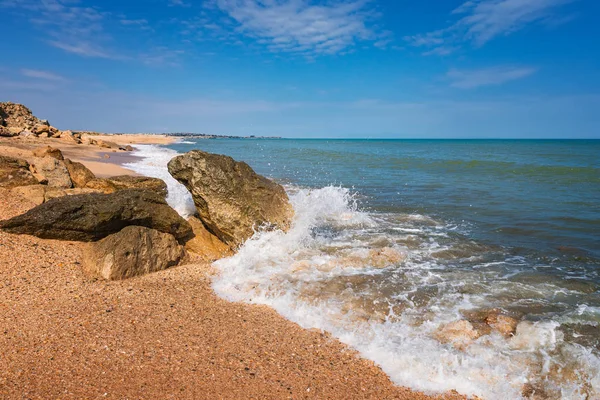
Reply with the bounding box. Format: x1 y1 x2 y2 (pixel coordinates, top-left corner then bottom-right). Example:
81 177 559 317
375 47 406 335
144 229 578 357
0 133 174 177
0 135 466 400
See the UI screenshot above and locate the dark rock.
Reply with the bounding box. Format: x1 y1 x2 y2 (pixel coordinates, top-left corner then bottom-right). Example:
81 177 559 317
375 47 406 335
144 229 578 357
0 189 192 242
106 176 168 198
168 150 294 247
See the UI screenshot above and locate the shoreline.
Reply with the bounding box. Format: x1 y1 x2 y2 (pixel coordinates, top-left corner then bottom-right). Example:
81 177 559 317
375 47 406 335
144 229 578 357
0 134 465 399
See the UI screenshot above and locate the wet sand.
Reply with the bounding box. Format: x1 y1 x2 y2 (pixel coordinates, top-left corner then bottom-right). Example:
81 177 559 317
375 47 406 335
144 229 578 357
0 136 466 400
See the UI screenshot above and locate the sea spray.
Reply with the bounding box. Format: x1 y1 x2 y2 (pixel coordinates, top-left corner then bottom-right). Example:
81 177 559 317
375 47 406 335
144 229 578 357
124 144 196 218
211 185 600 400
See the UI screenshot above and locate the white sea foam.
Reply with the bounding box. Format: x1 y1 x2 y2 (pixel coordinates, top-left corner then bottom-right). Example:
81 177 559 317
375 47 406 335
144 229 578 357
124 144 196 217
211 185 600 400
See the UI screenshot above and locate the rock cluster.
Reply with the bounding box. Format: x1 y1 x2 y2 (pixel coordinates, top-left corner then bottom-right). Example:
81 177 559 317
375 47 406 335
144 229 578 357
0 102 133 150
1 145 295 281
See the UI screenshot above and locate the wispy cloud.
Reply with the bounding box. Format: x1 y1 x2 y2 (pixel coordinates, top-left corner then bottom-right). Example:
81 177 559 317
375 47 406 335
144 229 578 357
20 69 67 82
405 0 576 54
1 0 115 58
447 66 537 89
197 0 388 57
120 18 151 30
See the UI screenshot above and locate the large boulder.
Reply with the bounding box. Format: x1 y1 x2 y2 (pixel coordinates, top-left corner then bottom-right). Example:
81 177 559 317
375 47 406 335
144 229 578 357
83 226 185 280
184 216 233 261
168 150 294 247
105 176 168 198
0 156 39 189
64 159 95 188
0 189 192 242
30 157 72 188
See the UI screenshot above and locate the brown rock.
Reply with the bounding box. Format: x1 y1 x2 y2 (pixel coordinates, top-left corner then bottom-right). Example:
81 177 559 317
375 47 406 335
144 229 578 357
94 139 120 149
32 146 64 161
64 159 95 188
184 216 233 261
168 150 294 248
435 320 480 349
0 156 39 189
32 124 50 135
0 126 17 137
10 185 47 205
30 157 72 188
463 308 520 338
0 189 192 242
59 130 82 144
0 102 44 130
105 176 167 198
84 178 117 194
368 247 406 268
83 226 185 280
48 126 59 136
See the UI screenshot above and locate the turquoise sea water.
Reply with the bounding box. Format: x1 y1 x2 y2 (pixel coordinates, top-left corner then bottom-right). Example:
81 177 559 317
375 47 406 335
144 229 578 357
130 139 600 399
170 139 600 260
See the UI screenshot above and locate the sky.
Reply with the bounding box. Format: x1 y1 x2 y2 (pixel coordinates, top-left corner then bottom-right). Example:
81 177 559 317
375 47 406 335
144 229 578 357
1 0 599 138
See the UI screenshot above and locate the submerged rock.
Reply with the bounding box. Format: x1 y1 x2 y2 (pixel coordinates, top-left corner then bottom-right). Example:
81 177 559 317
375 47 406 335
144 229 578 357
168 150 294 248
0 189 192 242
435 320 480 349
0 156 39 189
83 226 185 280
462 308 520 338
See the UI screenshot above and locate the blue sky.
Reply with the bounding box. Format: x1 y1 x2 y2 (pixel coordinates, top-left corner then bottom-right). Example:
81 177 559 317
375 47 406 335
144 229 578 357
1 0 599 138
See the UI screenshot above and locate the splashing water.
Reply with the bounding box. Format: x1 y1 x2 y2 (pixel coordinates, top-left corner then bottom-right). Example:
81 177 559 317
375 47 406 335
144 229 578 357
124 144 196 217
212 185 600 400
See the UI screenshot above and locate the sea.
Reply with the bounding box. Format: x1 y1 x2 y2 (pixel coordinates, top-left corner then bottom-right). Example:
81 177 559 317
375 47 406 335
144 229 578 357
125 139 600 399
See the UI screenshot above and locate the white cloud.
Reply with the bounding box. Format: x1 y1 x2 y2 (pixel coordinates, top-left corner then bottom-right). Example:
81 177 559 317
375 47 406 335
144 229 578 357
202 0 387 56
447 66 537 89
20 69 67 82
405 0 576 54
